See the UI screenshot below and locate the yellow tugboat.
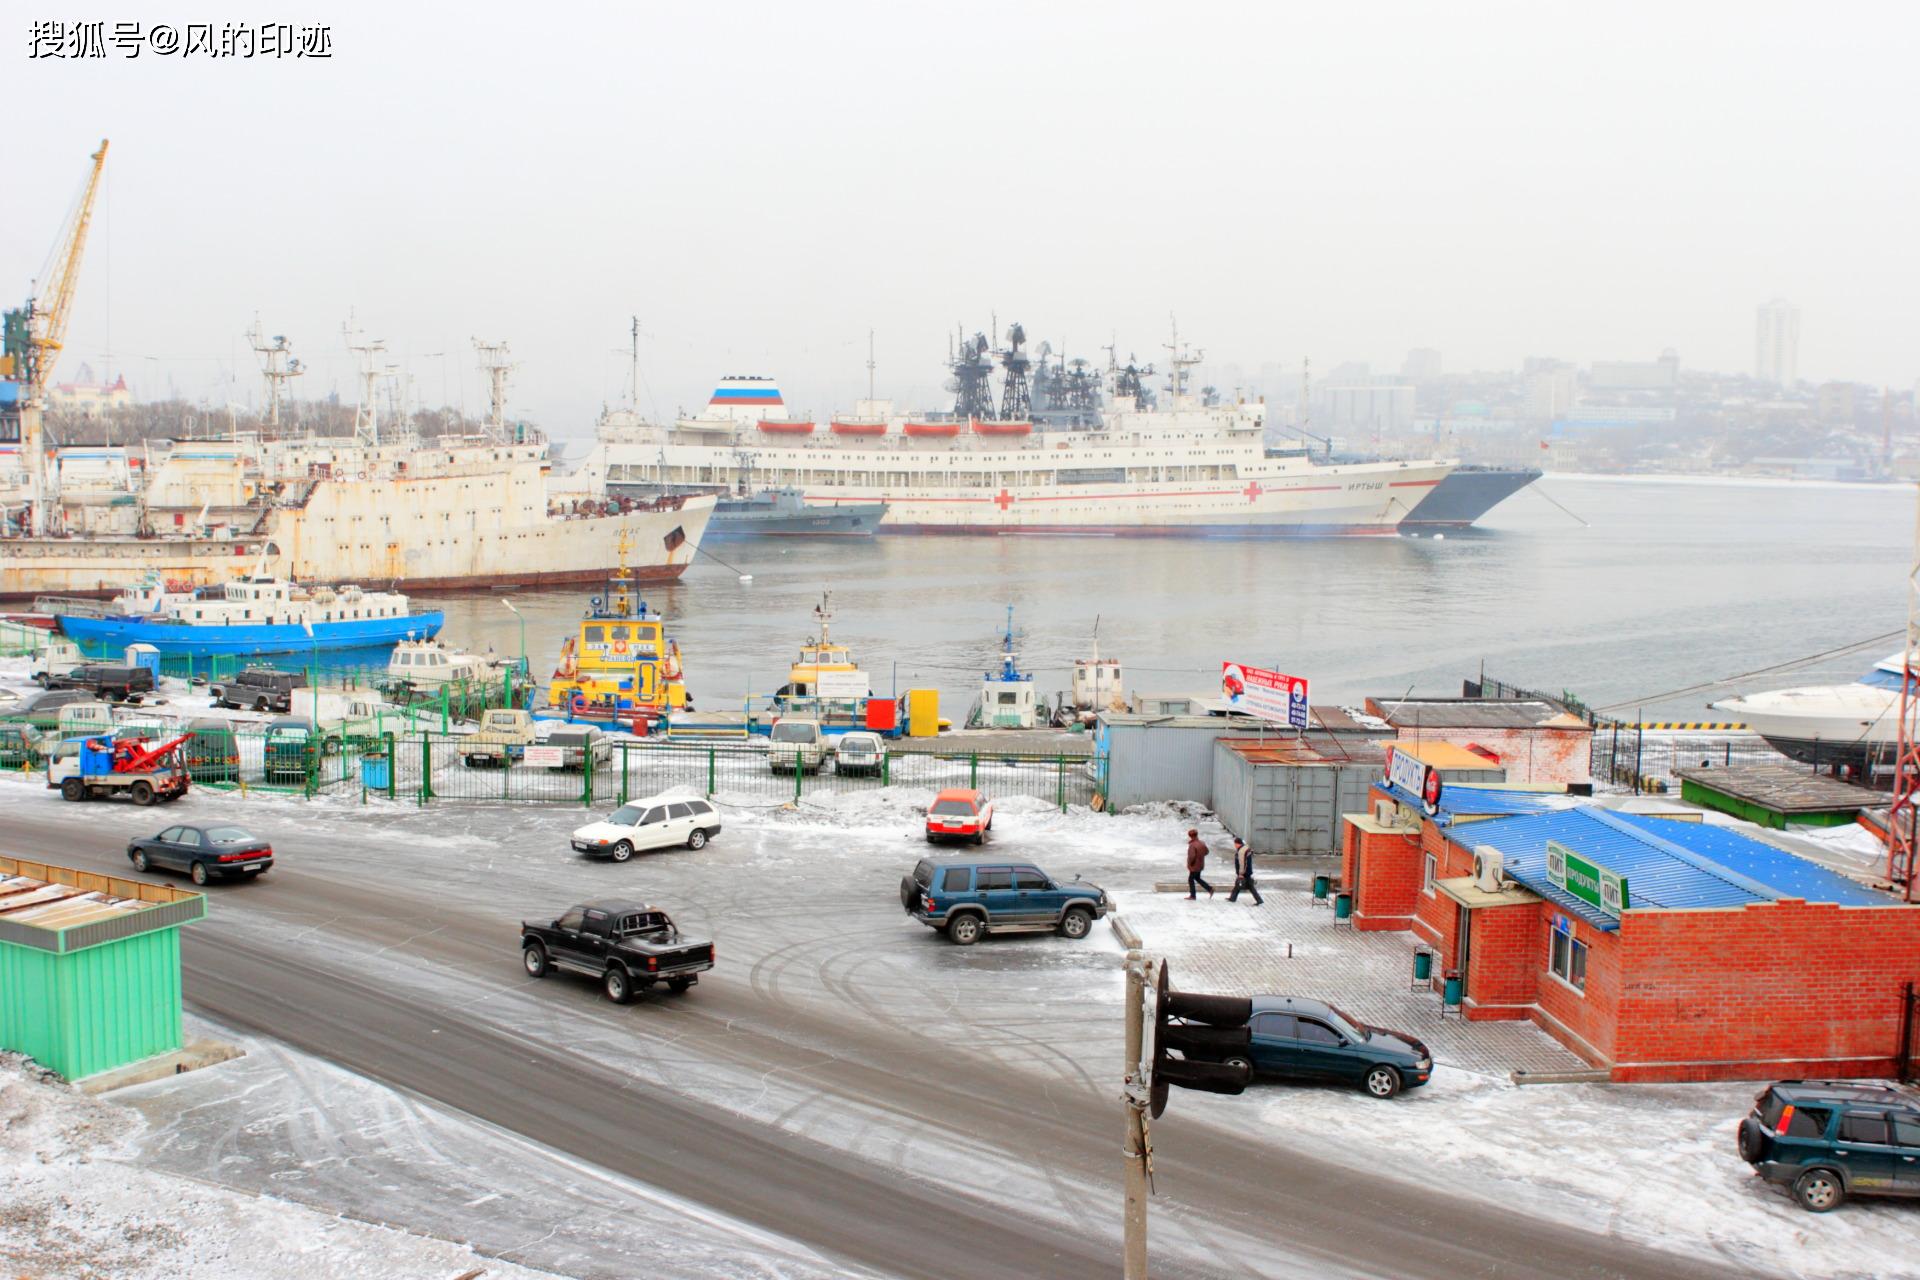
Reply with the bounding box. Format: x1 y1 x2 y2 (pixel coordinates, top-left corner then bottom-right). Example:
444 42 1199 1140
781 592 866 699
549 533 687 728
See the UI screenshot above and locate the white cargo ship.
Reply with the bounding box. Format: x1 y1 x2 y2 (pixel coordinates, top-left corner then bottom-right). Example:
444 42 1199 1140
0 433 713 598
580 331 1453 536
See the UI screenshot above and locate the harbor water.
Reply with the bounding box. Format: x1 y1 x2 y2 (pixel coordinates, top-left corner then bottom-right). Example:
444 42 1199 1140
427 476 1914 722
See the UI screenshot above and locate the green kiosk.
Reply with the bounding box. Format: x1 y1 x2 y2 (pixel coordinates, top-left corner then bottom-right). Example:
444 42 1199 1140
0 855 206 1082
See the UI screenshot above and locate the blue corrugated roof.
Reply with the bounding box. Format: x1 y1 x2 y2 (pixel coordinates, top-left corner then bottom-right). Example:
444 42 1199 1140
1457 806 1893 932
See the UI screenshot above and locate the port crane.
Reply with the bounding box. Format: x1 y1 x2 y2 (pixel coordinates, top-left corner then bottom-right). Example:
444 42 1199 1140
3 138 110 536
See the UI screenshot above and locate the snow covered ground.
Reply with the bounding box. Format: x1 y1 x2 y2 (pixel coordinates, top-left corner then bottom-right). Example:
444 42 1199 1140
0 1051 563 1280
2 764 1917 1277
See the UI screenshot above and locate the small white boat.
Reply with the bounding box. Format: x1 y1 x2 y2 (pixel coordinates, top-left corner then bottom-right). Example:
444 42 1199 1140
1711 653 1909 770
387 637 512 687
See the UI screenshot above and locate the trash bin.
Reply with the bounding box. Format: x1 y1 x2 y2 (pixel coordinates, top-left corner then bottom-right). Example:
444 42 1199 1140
1333 891 1352 919
1442 972 1463 1005
360 755 390 790
1413 951 1433 982
1312 874 1331 900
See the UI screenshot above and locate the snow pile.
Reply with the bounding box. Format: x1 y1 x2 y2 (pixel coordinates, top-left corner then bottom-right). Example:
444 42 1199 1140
0 1054 560 1280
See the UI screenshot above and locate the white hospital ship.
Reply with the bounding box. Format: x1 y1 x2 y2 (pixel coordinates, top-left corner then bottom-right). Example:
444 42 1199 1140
581 331 1454 536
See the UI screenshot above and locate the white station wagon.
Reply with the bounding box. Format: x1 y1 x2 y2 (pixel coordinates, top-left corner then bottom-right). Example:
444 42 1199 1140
571 794 722 861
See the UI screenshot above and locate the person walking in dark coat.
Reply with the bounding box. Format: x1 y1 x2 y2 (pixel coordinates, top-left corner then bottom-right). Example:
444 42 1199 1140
1185 829 1214 899
1227 836 1264 905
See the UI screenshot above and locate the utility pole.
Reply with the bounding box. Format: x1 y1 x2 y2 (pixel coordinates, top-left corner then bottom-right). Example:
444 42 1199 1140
1888 482 1920 898
1121 932 1151 1280
630 316 641 409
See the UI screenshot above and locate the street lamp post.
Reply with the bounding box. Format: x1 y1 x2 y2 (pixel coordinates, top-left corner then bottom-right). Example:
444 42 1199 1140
501 597 526 663
501 597 527 708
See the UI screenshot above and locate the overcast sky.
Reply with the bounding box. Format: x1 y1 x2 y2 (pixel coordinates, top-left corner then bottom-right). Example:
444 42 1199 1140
11 1 1917 436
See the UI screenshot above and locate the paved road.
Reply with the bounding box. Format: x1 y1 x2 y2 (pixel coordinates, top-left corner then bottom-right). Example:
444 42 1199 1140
5 803 1751 1280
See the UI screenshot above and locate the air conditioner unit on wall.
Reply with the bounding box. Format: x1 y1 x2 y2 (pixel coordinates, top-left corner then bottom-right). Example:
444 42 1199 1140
1372 797 1398 826
1474 846 1504 893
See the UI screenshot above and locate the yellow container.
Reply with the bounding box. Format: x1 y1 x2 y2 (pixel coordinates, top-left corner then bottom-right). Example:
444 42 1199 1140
906 688 940 738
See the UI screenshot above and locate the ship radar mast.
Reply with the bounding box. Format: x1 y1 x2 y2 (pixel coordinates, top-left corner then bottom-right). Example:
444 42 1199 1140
997 322 1032 421
342 314 393 447
811 590 833 648
1163 316 1204 409
473 337 518 443
247 318 303 433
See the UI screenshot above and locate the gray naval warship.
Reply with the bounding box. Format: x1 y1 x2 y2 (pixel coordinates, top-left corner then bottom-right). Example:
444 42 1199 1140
1398 465 1543 530
707 487 888 538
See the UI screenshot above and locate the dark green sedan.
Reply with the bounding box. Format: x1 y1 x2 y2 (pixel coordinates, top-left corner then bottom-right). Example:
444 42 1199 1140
1221 996 1434 1099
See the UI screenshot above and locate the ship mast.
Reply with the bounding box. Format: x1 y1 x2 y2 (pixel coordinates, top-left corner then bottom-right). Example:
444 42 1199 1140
342 316 390 447
247 318 303 433
472 337 517 443
812 590 833 647
1163 316 1203 408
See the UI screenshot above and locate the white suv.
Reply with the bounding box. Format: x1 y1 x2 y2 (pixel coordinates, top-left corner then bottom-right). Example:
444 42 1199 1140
571 794 722 861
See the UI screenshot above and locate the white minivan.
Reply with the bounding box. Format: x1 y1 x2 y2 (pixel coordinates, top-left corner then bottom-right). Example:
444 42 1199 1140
570 793 722 861
766 717 826 774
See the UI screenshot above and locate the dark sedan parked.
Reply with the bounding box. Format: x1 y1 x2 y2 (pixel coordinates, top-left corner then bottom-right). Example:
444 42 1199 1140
1205 995 1433 1099
128 824 274 885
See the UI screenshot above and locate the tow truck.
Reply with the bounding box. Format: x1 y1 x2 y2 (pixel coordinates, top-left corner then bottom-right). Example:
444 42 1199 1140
47 732 192 805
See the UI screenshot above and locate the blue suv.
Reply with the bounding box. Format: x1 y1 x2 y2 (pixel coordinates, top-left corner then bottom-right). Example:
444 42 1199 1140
900 856 1110 946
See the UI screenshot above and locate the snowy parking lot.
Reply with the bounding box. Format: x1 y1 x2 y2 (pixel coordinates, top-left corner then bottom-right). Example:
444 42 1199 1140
0 772 1916 1278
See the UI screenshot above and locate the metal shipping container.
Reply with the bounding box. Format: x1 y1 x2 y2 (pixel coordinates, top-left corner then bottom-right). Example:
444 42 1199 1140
0 856 205 1081
1096 713 1273 809
1211 738 1390 855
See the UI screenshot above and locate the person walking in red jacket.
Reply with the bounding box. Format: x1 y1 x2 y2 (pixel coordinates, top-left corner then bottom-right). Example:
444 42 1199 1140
1185 829 1214 900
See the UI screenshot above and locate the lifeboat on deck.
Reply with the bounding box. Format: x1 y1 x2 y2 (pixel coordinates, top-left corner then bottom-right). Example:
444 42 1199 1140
829 420 887 436
758 419 816 434
973 420 1033 436
904 421 962 438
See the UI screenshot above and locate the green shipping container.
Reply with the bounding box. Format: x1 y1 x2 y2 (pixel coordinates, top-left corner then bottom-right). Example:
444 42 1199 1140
0 857 205 1082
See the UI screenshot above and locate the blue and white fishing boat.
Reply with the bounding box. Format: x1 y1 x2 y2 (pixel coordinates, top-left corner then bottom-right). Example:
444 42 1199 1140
57 573 442 659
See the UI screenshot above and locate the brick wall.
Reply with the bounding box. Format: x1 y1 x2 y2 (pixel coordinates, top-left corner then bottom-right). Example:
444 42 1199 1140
1609 900 1920 1082
1411 822 1468 956
1348 824 1424 931
1530 913 1620 1064
1460 902 1543 1021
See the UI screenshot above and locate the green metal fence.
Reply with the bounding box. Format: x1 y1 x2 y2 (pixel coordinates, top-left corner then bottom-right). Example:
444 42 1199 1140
403 738 1094 811
0 723 1093 811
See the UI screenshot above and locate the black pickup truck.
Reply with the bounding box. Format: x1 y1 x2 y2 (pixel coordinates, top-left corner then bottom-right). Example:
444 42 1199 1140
520 898 714 1003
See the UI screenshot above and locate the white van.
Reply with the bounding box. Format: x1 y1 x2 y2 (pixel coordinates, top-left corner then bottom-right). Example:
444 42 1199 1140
767 717 825 774
56 702 115 737
30 638 85 686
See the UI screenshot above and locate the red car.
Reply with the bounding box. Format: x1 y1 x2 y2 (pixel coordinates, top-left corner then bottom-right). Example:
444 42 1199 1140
926 788 994 843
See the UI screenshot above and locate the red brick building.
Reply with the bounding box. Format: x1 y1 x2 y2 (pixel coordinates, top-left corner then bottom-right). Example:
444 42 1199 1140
1342 783 1920 1082
1361 697 1593 786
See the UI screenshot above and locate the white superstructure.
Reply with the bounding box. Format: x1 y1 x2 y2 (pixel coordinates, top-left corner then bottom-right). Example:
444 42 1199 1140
1 432 713 597
586 358 1453 536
